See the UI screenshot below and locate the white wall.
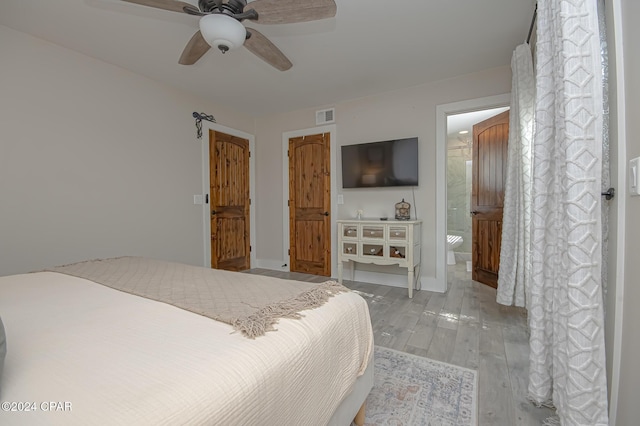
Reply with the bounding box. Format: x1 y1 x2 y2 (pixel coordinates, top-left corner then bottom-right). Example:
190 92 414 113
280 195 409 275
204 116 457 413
253 67 512 287
0 25 253 276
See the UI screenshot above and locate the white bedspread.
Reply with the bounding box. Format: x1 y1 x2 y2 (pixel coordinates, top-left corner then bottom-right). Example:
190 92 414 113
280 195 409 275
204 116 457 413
0 271 373 425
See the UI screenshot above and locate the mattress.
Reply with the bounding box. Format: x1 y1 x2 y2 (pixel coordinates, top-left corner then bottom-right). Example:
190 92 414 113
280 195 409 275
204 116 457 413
0 268 374 425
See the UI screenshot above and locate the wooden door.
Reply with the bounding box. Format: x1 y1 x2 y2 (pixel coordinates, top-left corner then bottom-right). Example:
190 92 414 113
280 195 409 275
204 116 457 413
288 133 331 276
471 110 509 288
209 130 250 271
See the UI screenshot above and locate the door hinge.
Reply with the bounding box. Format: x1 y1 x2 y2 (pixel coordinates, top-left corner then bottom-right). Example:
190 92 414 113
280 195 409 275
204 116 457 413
205 194 209 204
249 198 251 205
288 249 290 255
250 245 252 252
287 200 290 207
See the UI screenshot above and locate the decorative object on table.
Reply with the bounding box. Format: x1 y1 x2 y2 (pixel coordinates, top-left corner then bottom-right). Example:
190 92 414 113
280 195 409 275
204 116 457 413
395 199 411 220
365 346 478 425
356 209 363 220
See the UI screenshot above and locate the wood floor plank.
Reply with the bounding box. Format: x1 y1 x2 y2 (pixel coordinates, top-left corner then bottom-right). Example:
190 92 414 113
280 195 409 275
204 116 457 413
438 277 466 330
405 310 438 351
371 291 419 349
426 326 457 363
504 338 555 425
478 352 517 425
448 272 481 370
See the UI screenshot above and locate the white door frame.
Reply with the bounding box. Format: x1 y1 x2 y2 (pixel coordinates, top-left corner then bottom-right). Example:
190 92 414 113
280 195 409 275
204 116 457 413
200 122 256 269
282 125 338 276
435 93 510 292
608 0 627 422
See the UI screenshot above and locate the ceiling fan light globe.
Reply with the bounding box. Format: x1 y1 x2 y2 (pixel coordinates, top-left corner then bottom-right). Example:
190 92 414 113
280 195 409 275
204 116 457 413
199 14 246 53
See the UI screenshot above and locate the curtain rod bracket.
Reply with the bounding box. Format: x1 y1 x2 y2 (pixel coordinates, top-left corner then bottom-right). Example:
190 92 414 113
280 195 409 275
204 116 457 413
193 112 216 139
526 3 538 44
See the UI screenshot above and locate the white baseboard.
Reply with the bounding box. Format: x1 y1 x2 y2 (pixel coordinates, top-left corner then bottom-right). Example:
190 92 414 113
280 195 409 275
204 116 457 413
254 259 289 271
348 270 444 294
254 259 445 294
348 270 406 288
421 275 443 293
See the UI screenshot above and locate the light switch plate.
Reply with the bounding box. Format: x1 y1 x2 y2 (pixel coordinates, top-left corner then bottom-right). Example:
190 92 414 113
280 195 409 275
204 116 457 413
337 194 344 205
193 195 204 205
630 157 640 196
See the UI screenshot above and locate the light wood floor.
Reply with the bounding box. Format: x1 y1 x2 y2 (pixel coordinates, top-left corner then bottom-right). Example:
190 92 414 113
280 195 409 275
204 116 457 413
245 263 555 425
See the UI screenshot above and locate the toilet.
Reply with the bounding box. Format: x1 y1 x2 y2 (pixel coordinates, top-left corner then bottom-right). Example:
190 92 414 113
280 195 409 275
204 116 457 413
447 235 463 265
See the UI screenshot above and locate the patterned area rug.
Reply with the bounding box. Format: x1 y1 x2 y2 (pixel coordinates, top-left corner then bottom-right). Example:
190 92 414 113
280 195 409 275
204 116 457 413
365 346 478 426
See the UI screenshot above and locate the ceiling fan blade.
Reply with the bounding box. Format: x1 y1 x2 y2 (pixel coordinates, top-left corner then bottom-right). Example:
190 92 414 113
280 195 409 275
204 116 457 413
244 0 336 24
121 0 194 14
244 28 292 71
179 31 211 65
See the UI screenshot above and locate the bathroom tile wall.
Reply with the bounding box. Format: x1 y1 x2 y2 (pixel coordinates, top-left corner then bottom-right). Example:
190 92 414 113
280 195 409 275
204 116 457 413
447 148 472 253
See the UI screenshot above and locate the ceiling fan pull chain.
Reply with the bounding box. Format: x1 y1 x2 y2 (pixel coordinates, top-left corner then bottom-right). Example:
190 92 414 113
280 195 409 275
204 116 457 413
193 112 216 139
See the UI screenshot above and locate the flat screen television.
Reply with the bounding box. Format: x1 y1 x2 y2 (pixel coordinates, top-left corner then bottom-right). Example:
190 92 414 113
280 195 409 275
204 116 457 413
341 137 418 188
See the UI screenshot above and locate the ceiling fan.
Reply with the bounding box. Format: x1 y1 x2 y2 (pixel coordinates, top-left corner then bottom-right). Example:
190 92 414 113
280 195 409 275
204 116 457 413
121 0 337 71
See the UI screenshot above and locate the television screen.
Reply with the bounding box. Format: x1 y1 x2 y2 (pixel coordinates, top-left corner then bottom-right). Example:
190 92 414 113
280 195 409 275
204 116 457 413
341 138 418 188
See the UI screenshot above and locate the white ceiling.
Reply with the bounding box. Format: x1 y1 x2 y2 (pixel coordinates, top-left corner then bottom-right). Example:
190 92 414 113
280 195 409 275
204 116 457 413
0 0 535 117
447 106 510 139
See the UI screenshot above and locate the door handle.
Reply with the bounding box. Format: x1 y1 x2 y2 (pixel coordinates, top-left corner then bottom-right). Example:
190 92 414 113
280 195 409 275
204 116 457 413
211 210 217 216
322 211 329 216
470 211 478 216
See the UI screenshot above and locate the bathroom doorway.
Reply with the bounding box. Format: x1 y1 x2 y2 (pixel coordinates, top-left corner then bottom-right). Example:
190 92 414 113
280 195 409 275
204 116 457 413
446 107 509 281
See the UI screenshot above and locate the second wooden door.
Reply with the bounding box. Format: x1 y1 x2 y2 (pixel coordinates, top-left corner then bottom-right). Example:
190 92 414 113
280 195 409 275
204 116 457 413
288 133 331 276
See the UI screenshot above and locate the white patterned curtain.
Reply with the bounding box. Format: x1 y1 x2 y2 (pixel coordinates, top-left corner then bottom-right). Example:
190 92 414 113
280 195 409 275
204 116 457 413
527 0 609 424
496 42 535 309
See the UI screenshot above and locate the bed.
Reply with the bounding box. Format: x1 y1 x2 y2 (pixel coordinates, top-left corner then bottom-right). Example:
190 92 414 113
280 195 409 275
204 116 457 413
0 257 374 425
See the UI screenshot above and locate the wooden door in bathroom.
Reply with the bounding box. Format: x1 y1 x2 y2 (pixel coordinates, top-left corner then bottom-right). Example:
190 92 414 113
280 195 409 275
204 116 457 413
471 110 509 288
288 133 331 277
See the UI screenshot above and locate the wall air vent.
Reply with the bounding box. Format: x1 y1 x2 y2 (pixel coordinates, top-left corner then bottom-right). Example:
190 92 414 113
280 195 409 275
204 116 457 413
316 108 335 125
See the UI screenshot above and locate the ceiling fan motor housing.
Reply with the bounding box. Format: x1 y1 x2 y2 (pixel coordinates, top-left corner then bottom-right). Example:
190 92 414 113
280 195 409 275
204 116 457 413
199 0 247 15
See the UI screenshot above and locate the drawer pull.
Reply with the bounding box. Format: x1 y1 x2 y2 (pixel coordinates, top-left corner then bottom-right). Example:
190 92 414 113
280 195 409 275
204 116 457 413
370 248 376 253
370 231 375 235
347 247 353 252
394 232 400 236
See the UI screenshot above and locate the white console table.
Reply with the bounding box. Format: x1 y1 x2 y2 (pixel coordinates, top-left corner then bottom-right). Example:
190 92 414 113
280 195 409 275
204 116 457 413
337 219 422 298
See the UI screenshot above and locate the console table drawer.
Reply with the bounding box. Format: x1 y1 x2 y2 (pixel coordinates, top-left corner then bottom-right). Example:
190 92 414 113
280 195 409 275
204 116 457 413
363 243 384 257
389 245 406 258
342 242 358 256
389 226 407 240
362 226 384 239
343 225 359 238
